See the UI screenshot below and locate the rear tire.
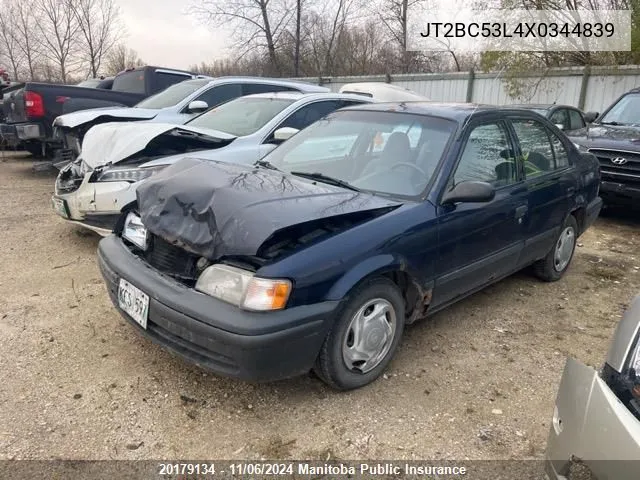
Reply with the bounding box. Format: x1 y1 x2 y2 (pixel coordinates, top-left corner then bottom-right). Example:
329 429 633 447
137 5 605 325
314 277 405 390
533 215 578 282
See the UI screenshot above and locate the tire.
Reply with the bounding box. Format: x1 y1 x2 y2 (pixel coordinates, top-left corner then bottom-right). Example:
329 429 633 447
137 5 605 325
533 215 578 282
314 276 405 390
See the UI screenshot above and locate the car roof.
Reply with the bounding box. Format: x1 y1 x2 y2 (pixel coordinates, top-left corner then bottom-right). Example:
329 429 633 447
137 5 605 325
339 82 429 101
238 91 375 102
199 77 328 93
339 102 515 121
509 103 577 110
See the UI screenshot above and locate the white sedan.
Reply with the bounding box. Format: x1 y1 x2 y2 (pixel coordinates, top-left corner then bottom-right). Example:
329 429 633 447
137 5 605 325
52 92 373 235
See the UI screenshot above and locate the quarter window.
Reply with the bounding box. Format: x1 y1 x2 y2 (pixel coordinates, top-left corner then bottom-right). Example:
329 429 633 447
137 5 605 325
453 122 516 186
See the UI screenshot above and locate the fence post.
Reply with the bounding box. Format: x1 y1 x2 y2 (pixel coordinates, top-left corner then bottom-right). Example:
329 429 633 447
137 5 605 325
577 66 591 110
466 69 475 103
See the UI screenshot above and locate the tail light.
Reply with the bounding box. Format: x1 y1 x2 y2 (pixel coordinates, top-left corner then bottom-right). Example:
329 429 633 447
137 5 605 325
24 91 44 118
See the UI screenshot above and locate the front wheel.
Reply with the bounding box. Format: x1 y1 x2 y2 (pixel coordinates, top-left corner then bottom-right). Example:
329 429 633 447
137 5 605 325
314 277 405 390
533 215 578 282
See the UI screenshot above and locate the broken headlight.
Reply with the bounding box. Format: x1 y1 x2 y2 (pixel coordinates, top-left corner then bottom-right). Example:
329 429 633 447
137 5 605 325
122 212 148 251
195 264 291 311
96 166 165 183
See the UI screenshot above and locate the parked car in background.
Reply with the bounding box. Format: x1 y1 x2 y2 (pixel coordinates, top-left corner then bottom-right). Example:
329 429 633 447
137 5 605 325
1 66 198 157
76 77 115 89
53 77 329 166
545 294 640 480
511 104 593 134
96 103 602 389
53 92 370 234
339 82 429 101
568 88 640 208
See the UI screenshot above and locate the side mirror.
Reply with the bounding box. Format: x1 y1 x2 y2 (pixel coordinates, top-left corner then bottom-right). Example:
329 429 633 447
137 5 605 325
272 127 299 143
555 123 564 130
186 100 208 113
584 111 599 123
442 181 495 204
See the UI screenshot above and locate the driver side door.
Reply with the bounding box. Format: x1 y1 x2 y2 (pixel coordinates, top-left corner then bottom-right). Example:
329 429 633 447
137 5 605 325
431 120 528 309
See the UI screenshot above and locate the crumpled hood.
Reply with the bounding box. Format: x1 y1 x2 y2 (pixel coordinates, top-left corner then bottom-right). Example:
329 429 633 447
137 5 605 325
136 158 401 260
81 122 236 169
53 107 160 128
568 123 640 151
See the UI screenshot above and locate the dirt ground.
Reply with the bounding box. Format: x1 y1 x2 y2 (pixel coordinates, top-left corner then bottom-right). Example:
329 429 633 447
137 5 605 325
1 153 639 463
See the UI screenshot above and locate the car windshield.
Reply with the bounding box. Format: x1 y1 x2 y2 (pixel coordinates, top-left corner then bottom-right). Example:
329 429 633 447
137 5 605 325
600 93 640 126
135 79 209 109
77 79 101 88
186 97 295 136
264 110 456 198
529 108 549 116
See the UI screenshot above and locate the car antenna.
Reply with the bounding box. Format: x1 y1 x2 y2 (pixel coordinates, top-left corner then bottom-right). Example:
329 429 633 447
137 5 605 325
457 65 506 139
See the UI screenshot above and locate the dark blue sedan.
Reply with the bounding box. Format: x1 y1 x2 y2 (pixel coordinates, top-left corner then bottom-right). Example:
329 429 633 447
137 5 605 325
98 102 603 390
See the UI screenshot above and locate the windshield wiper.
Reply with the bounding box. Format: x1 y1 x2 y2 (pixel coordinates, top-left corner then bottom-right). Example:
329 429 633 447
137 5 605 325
600 121 625 126
290 171 360 192
254 159 280 171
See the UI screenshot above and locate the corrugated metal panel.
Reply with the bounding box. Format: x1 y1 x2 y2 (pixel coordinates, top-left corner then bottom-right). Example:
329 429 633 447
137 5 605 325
584 74 640 112
293 67 640 112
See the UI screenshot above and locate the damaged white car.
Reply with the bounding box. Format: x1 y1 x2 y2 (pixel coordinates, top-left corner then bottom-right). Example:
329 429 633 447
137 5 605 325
52 92 373 235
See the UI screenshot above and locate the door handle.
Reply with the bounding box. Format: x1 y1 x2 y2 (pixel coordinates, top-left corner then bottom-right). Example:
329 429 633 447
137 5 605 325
515 205 528 219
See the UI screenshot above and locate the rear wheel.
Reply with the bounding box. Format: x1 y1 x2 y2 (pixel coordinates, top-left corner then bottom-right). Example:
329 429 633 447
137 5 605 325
533 215 578 282
314 277 405 390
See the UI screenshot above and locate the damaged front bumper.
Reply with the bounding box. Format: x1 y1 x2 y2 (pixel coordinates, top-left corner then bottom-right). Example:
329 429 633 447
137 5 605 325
97 235 339 381
53 167 137 236
545 357 640 480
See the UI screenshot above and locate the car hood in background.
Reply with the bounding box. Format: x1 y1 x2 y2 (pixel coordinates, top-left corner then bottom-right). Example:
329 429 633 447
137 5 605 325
137 158 401 260
53 107 160 129
569 123 640 151
81 122 237 169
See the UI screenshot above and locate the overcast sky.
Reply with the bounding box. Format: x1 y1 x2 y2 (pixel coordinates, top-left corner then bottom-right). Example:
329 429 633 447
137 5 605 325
116 0 232 69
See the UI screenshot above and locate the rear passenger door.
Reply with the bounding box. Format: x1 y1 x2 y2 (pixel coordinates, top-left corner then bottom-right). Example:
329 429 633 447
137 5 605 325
432 120 528 308
509 117 577 267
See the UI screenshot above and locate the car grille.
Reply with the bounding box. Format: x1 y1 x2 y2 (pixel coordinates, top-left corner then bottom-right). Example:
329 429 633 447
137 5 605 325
588 148 640 186
143 235 199 283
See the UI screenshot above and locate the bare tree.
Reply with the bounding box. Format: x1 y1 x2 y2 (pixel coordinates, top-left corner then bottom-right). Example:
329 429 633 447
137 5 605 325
35 0 81 82
10 0 41 80
104 43 144 75
190 0 295 75
71 0 122 78
0 3 23 80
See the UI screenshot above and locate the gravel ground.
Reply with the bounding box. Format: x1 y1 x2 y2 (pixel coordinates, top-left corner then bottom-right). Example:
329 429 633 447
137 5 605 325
1 153 639 464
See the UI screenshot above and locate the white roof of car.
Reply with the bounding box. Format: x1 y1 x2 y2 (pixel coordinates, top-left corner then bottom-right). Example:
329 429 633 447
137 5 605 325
339 82 429 102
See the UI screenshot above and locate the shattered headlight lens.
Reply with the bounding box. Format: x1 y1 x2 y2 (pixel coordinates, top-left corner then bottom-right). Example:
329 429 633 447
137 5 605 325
96 166 165 183
195 264 291 311
122 212 148 251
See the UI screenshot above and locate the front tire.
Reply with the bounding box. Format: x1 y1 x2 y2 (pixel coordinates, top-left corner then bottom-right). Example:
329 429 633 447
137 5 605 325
314 277 405 390
533 215 578 282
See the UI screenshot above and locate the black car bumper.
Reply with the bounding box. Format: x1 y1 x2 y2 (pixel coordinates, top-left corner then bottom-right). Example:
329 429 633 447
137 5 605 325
97 235 339 382
600 181 640 206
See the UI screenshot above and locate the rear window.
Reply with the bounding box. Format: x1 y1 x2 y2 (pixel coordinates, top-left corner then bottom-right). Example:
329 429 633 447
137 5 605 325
112 70 146 94
135 79 210 109
154 71 192 92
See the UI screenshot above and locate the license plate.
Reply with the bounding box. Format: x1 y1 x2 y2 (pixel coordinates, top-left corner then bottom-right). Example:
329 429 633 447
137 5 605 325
51 196 68 219
118 279 149 329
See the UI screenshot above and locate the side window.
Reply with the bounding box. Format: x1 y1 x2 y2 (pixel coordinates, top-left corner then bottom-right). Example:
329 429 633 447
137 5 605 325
549 109 570 130
568 109 586 130
453 123 516 186
278 101 350 131
242 83 297 95
512 119 561 177
194 84 243 109
549 131 570 168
